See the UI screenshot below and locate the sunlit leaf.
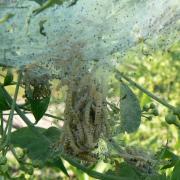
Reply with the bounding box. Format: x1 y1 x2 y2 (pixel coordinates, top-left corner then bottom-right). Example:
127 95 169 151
120 81 141 133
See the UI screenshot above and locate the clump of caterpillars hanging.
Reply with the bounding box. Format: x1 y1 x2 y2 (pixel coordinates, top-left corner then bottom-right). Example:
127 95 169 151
60 71 110 161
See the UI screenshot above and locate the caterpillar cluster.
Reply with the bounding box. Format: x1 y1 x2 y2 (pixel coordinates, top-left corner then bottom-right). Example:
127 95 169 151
59 74 109 161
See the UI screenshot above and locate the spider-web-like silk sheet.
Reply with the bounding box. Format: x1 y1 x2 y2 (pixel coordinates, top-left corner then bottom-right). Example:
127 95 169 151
0 0 179 78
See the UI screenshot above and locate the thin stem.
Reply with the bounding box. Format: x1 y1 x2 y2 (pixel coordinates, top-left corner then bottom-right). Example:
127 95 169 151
9 145 22 163
115 71 176 111
3 112 64 121
61 153 127 180
19 106 64 121
44 113 64 121
5 71 22 144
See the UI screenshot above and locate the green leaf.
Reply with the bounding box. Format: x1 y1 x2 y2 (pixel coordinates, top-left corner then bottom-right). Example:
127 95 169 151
106 162 140 180
116 162 139 179
42 126 62 141
3 69 13 86
11 127 48 160
0 86 10 111
11 127 68 176
120 82 141 133
171 160 180 180
144 174 167 180
29 96 50 123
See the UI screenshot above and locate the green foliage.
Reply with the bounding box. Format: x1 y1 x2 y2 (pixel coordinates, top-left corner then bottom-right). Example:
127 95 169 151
106 162 140 179
120 81 141 133
11 127 48 161
11 126 69 176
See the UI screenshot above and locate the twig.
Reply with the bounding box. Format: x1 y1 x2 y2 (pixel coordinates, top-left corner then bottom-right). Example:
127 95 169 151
19 106 64 121
44 113 64 121
5 71 22 144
